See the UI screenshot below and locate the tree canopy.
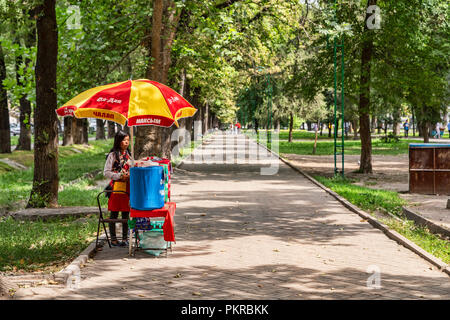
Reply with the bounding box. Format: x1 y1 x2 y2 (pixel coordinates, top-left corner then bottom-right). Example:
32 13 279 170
0 0 448 206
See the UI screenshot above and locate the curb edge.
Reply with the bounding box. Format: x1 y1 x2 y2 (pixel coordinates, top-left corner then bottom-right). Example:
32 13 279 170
250 135 450 276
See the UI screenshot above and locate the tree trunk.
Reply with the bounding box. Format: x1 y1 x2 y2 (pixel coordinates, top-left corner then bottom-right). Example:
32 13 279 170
135 125 162 159
392 109 400 136
352 119 359 140
288 113 294 142
83 119 89 144
370 115 376 133
136 0 176 160
376 117 381 134
72 118 85 144
209 110 213 131
160 0 181 85
183 77 194 140
27 0 59 208
107 120 116 138
15 95 32 150
357 0 376 174
179 68 186 96
0 43 10 153
312 121 319 155
421 121 429 143
63 117 73 145
136 0 164 158
96 119 105 140
202 103 209 135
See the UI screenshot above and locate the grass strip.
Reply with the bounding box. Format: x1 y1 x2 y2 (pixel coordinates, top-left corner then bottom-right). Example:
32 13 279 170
276 139 422 156
0 215 99 272
315 175 449 264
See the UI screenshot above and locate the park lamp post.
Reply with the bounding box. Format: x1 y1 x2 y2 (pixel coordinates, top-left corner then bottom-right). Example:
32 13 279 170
326 0 345 178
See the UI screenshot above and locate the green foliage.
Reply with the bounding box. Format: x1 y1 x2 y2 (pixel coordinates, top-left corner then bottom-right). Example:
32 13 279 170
56 0 149 105
380 132 399 143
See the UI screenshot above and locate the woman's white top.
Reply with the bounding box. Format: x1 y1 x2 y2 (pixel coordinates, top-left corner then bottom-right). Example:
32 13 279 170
103 152 122 181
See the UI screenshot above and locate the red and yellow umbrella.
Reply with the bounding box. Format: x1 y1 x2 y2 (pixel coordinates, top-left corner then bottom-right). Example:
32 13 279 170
56 79 197 128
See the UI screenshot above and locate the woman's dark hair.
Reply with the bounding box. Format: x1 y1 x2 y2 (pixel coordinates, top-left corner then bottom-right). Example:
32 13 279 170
106 130 130 159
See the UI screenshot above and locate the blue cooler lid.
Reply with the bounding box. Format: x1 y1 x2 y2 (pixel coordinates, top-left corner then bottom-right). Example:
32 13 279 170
130 166 165 211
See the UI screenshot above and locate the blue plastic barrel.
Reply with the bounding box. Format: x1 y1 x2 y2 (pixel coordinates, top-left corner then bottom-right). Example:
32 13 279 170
130 166 165 210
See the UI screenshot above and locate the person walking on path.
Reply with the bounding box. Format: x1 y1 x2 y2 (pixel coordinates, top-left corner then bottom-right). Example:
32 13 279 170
447 122 450 138
103 130 131 246
235 122 241 134
403 119 409 137
435 123 441 139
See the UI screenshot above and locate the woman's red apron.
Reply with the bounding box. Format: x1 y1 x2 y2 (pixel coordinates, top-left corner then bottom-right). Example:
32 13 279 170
108 181 130 212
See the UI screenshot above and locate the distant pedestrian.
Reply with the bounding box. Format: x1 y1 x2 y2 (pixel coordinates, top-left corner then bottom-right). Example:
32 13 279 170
235 122 241 134
403 119 409 137
447 122 450 138
435 123 441 139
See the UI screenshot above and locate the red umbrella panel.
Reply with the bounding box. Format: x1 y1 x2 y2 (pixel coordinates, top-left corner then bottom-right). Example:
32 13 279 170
56 79 197 128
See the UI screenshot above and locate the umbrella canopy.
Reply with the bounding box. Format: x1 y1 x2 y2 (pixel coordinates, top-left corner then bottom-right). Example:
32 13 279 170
56 79 197 127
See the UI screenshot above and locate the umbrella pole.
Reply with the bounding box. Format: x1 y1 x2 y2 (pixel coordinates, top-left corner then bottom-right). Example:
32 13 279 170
130 125 135 165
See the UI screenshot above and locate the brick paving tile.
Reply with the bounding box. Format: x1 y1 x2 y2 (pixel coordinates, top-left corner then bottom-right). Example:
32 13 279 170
15 133 450 300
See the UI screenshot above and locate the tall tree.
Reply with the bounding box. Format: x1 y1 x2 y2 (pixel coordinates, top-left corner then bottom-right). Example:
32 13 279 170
0 43 11 154
135 0 177 160
96 119 105 140
27 0 59 208
357 0 377 173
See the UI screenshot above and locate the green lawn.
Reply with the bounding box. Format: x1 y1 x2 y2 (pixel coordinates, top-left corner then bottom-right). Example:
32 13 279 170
246 130 422 156
276 138 422 156
0 139 114 272
0 139 113 211
0 215 99 272
276 129 436 140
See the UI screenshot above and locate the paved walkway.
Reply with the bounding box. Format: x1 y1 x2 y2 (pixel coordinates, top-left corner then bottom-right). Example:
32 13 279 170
17 132 449 299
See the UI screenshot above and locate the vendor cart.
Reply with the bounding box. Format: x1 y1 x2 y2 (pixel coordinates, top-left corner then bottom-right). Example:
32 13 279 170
128 202 177 256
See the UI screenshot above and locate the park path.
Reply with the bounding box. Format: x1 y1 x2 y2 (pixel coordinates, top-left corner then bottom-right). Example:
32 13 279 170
18 132 449 299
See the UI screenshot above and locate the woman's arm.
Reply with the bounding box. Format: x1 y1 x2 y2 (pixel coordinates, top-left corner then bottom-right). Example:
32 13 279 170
103 153 122 181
